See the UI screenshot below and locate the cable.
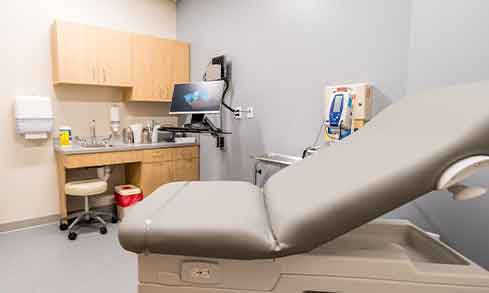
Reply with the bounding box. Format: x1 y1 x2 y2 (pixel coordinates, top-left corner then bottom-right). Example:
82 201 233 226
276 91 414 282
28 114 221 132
312 120 326 146
303 121 327 158
202 61 211 81
203 60 238 113
220 79 238 113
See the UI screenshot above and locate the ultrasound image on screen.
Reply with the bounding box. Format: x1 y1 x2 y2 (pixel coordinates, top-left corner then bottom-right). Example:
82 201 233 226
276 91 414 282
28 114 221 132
170 81 224 114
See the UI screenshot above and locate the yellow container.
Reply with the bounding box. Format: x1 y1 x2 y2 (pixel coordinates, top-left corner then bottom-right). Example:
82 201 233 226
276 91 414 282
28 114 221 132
59 126 72 147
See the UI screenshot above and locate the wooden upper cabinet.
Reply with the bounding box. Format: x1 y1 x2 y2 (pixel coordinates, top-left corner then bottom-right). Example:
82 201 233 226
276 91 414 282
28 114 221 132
127 34 157 101
154 39 174 102
126 36 190 102
51 21 131 87
51 21 98 85
95 27 132 87
170 41 190 100
51 21 190 102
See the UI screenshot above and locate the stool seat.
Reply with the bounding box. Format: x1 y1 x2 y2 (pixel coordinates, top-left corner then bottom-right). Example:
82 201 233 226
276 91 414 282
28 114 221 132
65 179 108 196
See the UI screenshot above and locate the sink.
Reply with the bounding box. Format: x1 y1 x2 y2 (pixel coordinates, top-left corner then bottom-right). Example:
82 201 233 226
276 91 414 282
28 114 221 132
75 136 110 148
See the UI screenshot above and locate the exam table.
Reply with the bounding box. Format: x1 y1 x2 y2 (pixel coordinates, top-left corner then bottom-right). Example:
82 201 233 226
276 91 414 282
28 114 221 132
119 82 489 292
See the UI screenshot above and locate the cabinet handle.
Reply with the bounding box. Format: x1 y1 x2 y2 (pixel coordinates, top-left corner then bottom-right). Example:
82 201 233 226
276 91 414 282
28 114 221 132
92 67 96 81
103 68 107 83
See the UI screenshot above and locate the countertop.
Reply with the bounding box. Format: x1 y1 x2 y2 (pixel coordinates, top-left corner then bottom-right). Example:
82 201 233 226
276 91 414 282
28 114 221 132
54 141 199 155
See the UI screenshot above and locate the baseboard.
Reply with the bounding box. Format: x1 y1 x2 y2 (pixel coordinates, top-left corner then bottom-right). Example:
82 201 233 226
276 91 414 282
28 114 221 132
0 205 117 233
0 214 60 233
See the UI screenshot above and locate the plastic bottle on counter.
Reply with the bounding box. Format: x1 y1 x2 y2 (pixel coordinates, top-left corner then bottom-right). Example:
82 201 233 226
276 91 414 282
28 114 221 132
59 126 72 147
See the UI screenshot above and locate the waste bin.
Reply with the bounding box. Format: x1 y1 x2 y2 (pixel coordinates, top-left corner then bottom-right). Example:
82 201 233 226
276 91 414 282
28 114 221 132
114 185 143 220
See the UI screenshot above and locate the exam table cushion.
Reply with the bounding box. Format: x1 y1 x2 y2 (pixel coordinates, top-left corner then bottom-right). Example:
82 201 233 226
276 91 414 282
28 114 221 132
264 81 489 255
119 81 489 259
119 181 277 259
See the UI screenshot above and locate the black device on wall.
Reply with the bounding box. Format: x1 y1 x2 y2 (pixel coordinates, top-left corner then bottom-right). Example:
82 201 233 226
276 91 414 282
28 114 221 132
203 55 225 81
212 55 226 80
204 55 238 116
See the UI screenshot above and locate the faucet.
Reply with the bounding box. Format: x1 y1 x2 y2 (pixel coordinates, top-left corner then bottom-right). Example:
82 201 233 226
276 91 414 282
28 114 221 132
89 120 96 144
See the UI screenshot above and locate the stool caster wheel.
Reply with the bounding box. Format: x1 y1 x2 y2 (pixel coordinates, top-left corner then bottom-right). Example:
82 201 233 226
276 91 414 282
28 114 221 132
68 232 77 240
100 226 108 235
111 216 119 224
59 222 68 231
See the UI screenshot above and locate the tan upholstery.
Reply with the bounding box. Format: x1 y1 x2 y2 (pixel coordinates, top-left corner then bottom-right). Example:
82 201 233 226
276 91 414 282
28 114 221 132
119 181 277 259
119 81 489 260
65 179 108 196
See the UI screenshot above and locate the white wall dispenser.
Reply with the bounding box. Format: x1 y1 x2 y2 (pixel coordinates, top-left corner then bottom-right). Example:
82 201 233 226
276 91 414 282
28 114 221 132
15 96 54 139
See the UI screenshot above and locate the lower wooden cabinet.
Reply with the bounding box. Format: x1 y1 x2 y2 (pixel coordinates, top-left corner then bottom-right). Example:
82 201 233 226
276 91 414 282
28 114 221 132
139 162 161 196
57 146 199 218
173 158 199 182
128 146 200 196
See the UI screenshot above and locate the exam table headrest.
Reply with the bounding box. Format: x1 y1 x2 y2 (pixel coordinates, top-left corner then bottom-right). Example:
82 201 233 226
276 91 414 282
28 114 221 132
119 81 489 259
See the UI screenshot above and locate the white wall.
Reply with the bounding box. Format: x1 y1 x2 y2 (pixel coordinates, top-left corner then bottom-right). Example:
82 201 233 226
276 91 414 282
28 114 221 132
0 0 176 225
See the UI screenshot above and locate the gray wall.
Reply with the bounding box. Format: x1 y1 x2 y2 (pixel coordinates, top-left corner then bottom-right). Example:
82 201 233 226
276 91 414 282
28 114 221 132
387 0 489 268
406 0 489 94
177 0 489 268
177 0 411 180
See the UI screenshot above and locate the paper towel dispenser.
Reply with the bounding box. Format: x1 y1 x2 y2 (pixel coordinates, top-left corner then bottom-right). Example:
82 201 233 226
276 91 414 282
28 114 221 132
15 96 54 139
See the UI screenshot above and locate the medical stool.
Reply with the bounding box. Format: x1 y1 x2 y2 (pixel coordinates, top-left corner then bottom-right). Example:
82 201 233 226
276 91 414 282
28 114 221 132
59 167 117 240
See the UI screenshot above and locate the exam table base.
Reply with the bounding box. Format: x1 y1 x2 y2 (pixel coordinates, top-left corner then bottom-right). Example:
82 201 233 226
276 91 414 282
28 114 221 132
136 220 489 293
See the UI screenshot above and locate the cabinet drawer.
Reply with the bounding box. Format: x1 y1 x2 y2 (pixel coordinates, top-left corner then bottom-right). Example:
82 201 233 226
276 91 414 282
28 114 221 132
143 149 173 163
64 153 98 168
111 151 143 164
172 146 199 160
64 151 142 168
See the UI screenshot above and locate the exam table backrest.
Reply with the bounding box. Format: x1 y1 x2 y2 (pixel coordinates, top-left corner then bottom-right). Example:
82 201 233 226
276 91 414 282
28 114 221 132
264 81 489 256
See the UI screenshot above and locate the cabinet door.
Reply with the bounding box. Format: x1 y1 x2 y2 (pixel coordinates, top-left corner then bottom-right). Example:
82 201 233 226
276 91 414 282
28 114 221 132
160 161 174 186
168 41 190 100
124 36 190 102
154 39 174 102
96 27 132 87
140 162 162 196
52 21 98 85
129 34 158 101
172 158 199 182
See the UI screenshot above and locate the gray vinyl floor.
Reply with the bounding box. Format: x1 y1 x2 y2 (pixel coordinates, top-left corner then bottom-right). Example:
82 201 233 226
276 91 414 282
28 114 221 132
0 223 137 293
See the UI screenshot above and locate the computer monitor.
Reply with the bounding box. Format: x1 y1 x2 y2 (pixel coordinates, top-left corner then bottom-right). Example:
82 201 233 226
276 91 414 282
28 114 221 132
169 81 224 115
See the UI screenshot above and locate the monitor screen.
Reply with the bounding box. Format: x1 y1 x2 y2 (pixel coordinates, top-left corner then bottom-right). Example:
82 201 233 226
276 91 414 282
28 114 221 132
169 81 224 114
333 94 343 112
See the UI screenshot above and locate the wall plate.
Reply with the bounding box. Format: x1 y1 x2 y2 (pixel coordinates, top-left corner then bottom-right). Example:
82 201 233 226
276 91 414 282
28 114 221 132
246 107 254 119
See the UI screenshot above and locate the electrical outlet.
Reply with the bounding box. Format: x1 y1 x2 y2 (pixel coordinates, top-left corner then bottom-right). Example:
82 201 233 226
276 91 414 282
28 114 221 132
246 107 254 119
234 106 242 120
